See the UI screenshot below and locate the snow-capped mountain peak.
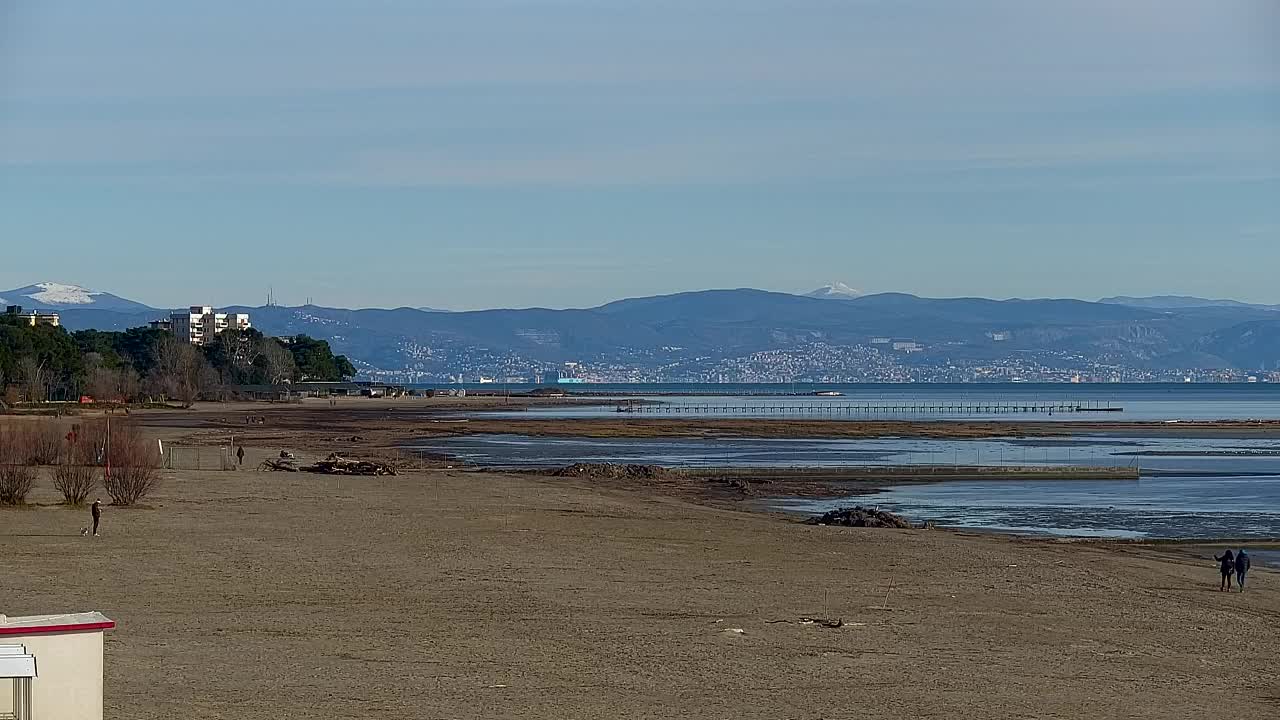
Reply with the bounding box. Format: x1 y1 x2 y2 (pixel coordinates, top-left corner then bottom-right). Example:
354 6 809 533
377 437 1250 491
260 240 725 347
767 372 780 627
0 282 156 313
804 282 862 300
27 282 102 305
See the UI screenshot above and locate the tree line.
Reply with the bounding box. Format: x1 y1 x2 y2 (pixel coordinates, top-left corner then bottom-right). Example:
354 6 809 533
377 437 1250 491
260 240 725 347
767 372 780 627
0 316 356 406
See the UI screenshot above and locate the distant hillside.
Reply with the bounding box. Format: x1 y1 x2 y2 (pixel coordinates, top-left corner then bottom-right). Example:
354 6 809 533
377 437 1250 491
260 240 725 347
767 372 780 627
42 288 1280 371
42 286 1280 373
1100 295 1278 311
1194 319 1280 371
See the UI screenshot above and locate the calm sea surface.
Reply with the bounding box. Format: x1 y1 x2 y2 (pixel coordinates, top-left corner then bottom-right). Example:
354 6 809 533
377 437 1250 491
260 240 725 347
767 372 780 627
446 383 1280 421
776 478 1280 541
415 384 1280 542
416 434 1280 541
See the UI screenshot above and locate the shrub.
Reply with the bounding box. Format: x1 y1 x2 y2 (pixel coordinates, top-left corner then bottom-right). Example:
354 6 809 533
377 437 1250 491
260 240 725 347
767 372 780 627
0 426 36 505
23 420 64 465
98 421 160 506
53 438 100 505
0 464 36 505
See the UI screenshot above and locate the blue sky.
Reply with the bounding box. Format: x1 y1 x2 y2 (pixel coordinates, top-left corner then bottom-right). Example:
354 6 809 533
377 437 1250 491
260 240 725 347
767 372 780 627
2 0 1278 310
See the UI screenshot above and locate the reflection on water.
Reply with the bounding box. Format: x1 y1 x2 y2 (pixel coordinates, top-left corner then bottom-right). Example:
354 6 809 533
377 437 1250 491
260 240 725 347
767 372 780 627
777 477 1280 540
415 432 1280 542
418 433 1280 476
471 384 1280 422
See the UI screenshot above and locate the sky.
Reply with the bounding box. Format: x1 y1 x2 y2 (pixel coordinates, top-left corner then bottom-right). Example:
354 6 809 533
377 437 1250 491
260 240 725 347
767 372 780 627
2 0 1278 310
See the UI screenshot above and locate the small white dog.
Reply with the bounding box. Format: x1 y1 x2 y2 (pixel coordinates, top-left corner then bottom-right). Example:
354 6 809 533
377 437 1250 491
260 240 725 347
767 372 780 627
80 527 89 537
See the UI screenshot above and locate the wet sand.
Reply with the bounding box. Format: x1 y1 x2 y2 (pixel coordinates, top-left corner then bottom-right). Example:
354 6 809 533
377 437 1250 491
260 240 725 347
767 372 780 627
2 401 1278 717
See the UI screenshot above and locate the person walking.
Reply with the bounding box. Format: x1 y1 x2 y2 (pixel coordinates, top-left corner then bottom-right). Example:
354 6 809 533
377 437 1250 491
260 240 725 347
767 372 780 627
91 499 102 537
236 445 245 467
1236 549 1251 592
1214 549 1235 591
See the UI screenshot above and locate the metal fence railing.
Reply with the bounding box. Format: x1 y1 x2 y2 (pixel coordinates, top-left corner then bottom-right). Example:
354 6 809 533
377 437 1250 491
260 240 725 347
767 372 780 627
162 446 237 471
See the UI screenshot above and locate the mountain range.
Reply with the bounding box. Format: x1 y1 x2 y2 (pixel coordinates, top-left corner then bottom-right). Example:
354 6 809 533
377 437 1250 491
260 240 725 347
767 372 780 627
7 282 1280 373
1 282 155 313
1099 295 1280 312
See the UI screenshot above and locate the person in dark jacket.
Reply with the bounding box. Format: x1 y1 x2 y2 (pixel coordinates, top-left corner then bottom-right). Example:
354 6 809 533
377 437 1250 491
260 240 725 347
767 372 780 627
1235 549 1251 591
91 499 102 537
1214 550 1235 591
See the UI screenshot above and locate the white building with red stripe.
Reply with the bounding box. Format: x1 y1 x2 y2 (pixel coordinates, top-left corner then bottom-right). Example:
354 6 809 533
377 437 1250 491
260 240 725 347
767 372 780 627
0 612 115 720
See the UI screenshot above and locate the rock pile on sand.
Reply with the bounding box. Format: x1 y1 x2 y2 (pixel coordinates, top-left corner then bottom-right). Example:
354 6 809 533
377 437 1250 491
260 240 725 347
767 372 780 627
804 506 912 529
551 463 672 480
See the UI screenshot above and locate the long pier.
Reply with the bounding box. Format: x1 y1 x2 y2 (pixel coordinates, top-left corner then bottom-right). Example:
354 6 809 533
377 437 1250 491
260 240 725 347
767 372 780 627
616 402 1121 416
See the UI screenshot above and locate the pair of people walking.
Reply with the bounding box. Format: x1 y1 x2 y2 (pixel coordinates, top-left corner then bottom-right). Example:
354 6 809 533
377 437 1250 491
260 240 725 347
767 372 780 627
1214 549 1251 591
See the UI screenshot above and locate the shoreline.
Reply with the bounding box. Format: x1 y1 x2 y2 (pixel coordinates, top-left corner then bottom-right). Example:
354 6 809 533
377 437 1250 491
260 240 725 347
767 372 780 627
6 399 1277 717
411 415 1280 439
133 399 1275 543
763 497 1280 551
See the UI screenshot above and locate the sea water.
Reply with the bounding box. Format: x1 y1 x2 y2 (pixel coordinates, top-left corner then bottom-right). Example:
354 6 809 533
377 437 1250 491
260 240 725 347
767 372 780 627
415 432 1280 541
442 382 1280 422
776 476 1280 540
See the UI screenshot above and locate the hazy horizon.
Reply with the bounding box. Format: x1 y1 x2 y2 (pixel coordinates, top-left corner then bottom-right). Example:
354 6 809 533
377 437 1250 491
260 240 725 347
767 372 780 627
3 1 1278 309
3 279 1278 314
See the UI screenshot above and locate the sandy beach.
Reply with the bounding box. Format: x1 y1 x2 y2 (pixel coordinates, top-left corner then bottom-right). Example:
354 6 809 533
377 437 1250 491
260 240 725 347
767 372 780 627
2 401 1278 718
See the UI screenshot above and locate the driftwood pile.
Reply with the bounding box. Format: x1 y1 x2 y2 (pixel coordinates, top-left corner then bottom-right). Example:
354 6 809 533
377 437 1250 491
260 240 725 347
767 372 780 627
303 453 398 476
257 453 397 476
804 506 912 529
765 616 845 629
258 458 298 472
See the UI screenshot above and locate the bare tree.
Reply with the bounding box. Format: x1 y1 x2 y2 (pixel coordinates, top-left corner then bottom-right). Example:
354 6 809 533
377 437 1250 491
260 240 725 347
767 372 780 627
86 367 116 404
209 330 247 387
17 356 46 403
149 337 209 407
0 425 36 505
0 368 6 410
100 421 160 506
54 433 99 505
117 366 142 403
22 419 62 465
258 339 296 385
198 364 220 402
88 366 143 405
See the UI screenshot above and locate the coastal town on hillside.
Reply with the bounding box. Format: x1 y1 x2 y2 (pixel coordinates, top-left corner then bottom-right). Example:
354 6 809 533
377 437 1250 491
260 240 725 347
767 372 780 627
362 342 1275 386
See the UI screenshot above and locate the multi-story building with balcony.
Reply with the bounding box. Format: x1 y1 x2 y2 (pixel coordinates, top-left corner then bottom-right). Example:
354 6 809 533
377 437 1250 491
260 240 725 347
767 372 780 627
168 306 251 346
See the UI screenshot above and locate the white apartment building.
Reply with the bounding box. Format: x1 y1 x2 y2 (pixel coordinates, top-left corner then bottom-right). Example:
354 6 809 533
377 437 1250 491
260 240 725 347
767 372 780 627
170 306 251 346
4 305 61 327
